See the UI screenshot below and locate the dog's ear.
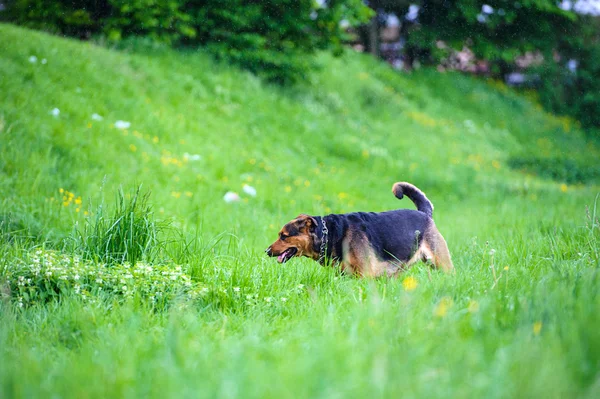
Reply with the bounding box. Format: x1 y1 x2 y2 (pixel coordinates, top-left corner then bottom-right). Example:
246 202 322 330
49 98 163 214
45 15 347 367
295 214 317 232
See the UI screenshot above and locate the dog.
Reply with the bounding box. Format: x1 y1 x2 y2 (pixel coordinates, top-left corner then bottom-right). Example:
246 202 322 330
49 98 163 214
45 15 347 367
265 182 453 277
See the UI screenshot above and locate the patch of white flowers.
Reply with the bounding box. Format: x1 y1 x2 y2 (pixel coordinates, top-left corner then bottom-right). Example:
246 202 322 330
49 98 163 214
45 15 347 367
2 249 202 307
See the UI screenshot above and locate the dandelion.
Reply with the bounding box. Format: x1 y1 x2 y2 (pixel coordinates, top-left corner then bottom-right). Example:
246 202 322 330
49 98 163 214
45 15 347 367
50 108 60 117
434 297 453 317
28 55 38 63
402 276 418 291
503 266 509 271
338 192 348 200
114 120 131 130
223 191 240 203
243 184 257 197
560 184 568 193
533 321 543 335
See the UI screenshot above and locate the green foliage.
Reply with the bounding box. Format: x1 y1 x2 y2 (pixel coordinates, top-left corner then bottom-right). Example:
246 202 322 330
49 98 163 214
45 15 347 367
1 0 109 37
105 0 196 43
406 0 576 64
2 0 372 83
534 16 600 130
70 187 166 265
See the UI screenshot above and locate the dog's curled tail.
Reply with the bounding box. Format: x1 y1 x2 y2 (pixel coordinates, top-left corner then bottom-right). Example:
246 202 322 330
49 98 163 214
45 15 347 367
392 182 434 218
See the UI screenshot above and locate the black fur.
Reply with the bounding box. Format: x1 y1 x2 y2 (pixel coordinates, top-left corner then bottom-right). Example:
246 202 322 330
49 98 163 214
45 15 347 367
314 210 431 264
393 182 433 218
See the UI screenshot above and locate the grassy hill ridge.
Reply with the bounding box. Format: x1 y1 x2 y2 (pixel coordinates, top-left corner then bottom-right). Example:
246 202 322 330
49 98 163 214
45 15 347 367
1 23 599 398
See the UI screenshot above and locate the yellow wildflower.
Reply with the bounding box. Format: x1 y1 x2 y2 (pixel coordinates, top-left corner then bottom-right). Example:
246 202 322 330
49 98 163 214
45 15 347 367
285 186 292 193
533 321 543 335
560 184 568 193
74 197 82 205
492 160 501 169
338 192 348 200
434 297 453 318
402 276 418 291
152 136 159 143
171 192 181 199
185 191 193 197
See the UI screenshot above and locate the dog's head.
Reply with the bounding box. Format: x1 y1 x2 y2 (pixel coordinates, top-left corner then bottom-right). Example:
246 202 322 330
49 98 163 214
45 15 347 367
266 214 319 263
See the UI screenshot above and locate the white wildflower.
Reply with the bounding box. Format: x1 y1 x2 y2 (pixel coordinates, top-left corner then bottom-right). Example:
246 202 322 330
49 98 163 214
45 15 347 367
223 191 240 203
45 271 52 277
122 285 128 291
183 152 202 161
298 284 305 290
489 249 496 256
114 120 131 129
233 287 240 292
91 113 103 121
265 297 272 303
50 108 60 117
74 274 80 281
96 278 103 284
482 4 494 14
281 297 288 302
243 184 257 197
28 55 37 63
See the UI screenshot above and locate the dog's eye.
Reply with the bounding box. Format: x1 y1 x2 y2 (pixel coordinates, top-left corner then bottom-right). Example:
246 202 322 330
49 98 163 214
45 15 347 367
280 233 287 240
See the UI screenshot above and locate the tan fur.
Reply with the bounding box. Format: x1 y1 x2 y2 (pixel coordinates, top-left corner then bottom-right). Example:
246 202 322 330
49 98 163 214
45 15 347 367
337 223 453 277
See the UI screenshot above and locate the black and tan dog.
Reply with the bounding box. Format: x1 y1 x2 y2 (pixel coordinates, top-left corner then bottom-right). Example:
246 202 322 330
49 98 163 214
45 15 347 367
266 182 453 277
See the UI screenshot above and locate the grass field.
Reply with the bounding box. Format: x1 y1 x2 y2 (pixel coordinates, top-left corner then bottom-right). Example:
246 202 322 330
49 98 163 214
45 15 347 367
1 23 600 398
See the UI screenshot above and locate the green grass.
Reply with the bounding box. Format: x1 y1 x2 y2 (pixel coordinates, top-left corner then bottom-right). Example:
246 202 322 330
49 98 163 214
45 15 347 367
1 23 600 398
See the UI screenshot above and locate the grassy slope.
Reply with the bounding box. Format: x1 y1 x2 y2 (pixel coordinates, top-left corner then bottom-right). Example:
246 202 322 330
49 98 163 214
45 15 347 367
1 23 599 397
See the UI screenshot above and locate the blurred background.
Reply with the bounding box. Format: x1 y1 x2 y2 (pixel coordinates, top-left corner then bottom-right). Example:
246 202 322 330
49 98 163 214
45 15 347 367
2 0 599 129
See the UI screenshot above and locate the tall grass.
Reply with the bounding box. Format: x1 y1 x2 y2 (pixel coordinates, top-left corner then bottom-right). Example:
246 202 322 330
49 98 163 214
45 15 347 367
70 186 166 265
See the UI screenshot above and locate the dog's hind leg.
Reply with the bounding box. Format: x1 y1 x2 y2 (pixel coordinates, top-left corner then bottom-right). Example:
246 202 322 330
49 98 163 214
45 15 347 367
423 225 454 272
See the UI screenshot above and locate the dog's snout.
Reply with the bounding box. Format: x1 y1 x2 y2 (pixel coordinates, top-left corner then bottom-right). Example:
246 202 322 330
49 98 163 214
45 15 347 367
265 246 273 256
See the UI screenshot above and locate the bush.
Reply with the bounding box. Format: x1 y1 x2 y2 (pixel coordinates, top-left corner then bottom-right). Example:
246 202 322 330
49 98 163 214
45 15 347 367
2 0 372 84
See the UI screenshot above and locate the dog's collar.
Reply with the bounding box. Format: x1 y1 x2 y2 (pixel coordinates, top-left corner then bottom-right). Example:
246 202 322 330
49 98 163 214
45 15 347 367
318 217 329 264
